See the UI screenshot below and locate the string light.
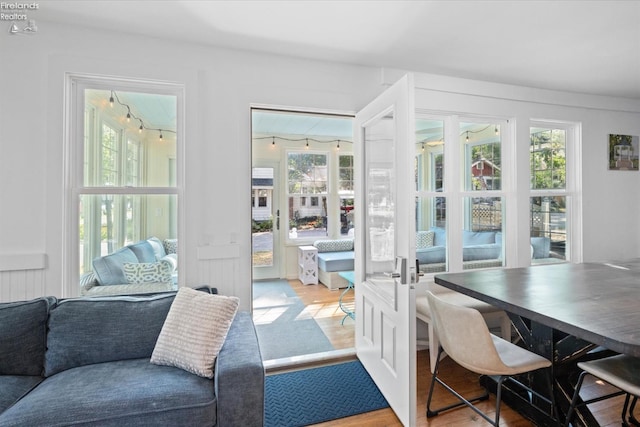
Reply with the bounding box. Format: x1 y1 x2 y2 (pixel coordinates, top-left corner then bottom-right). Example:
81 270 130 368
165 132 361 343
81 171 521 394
256 136 352 147
108 91 176 140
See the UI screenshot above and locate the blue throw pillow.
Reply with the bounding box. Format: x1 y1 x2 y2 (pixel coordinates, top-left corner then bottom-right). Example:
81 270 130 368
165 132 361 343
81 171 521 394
92 247 138 286
128 240 156 263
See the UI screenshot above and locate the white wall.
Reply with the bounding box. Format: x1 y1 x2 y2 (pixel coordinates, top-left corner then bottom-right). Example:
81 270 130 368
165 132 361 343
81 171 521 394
0 21 380 306
1 21 639 306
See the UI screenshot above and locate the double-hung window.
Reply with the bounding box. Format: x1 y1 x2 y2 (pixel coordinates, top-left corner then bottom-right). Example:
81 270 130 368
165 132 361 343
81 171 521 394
529 123 574 263
69 76 182 294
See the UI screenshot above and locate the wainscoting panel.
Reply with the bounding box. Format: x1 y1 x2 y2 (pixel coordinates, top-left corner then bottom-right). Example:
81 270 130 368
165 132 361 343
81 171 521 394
0 268 47 303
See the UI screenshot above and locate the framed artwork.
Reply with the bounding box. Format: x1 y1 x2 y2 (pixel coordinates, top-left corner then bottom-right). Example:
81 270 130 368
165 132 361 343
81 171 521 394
609 134 639 171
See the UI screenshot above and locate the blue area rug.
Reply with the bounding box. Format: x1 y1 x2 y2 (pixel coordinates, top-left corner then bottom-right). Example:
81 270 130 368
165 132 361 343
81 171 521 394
265 361 389 426
253 280 334 360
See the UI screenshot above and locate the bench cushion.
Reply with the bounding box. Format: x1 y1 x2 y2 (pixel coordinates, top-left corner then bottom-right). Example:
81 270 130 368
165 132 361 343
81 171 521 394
317 251 354 272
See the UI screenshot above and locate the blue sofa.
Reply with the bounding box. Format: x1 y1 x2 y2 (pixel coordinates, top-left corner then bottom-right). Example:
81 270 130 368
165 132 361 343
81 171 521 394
417 227 555 272
0 290 264 427
80 237 179 296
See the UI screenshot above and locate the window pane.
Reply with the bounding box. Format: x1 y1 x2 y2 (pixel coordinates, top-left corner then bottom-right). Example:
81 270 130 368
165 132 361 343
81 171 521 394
339 155 355 237
415 119 444 192
79 194 177 275
530 196 566 263
416 196 447 274
84 89 177 187
287 152 328 239
530 127 566 189
464 196 504 270
462 122 502 191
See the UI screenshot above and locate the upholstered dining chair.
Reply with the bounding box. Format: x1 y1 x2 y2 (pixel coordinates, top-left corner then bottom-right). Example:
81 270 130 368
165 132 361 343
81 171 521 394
564 354 640 427
425 291 555 426
416 285 512 373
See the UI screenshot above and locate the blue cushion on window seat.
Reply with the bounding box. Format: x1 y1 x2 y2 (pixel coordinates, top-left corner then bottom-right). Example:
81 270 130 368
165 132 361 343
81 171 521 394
416 246 446 264
317 251 354 272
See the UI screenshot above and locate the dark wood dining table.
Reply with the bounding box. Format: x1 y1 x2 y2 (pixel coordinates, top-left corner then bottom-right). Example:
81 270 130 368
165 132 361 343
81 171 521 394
434 261 640 427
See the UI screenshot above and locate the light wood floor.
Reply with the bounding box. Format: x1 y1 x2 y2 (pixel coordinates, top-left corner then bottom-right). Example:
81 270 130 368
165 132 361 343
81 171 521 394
278 279 629 427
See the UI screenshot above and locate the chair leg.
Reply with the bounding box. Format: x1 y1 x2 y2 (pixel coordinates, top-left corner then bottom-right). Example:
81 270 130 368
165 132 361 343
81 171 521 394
426 347 492 422
564 370 588 427
628 396 639 426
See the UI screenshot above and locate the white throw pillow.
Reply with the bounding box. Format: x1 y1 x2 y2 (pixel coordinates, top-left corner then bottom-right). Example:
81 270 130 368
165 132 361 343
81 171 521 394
150 287 239 378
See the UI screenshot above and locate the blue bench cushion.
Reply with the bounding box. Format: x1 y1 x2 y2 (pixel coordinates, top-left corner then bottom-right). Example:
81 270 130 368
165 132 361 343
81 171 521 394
0 376 43 413
463 243 501 261
0 359 216 427
45 293 175 376
416 246 446 264
0 297 55 376
317 251 354 272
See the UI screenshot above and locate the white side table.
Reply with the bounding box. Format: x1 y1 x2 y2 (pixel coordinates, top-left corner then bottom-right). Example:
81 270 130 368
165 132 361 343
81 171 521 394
298 245 318 285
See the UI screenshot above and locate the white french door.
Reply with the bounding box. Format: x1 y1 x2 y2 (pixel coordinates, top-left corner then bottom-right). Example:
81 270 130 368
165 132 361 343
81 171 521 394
354 74 417 426
252 161 281 280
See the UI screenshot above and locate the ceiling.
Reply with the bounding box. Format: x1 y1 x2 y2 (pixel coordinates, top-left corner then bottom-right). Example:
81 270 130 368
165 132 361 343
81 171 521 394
38 1 640 100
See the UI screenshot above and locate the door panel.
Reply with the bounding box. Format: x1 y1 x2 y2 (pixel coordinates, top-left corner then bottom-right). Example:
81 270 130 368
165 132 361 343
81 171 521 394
252 163 280 279
354 74 417 426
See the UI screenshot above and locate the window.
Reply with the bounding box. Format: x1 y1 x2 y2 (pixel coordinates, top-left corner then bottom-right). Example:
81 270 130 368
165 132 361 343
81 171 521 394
287 152 327 238
416 116 507 273
69 77 182 295
339 154 355 236
530 125 569 263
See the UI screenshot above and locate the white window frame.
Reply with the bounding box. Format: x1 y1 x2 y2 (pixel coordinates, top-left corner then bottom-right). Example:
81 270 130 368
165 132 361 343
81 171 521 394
63 73 185 297
528 120 582 264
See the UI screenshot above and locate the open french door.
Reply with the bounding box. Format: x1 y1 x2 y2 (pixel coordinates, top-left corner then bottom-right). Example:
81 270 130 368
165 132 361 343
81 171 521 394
354 74 417 426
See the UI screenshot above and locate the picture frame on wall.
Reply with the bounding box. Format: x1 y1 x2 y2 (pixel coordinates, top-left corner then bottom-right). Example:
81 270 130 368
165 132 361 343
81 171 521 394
609 134 639 171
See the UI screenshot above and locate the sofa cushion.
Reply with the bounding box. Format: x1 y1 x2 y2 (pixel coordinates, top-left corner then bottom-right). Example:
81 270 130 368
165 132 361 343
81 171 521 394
44 293 176 376
151 288 239 378
317 251 354 272
123 261 173 284
314 239 354 253
0 376 44 413
147 236 167 259
160 253 178 272
531 236 551 259
416 246 446 264
431 227 447 246
92 246 138 286
463 243 501 261
0 359 217 427
128 240 157 263
463 230 496 245
0 296 55 376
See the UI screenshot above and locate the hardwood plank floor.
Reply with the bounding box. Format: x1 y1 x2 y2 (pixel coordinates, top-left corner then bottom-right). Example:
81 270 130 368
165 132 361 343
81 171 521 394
278 279 629 426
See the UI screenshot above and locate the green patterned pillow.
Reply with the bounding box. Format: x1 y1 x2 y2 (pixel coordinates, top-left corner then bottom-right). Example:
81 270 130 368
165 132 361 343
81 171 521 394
416 230 435 249
123 262 172 284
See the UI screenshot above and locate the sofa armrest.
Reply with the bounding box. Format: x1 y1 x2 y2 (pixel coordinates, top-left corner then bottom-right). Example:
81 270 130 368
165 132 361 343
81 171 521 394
215 311 264 427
